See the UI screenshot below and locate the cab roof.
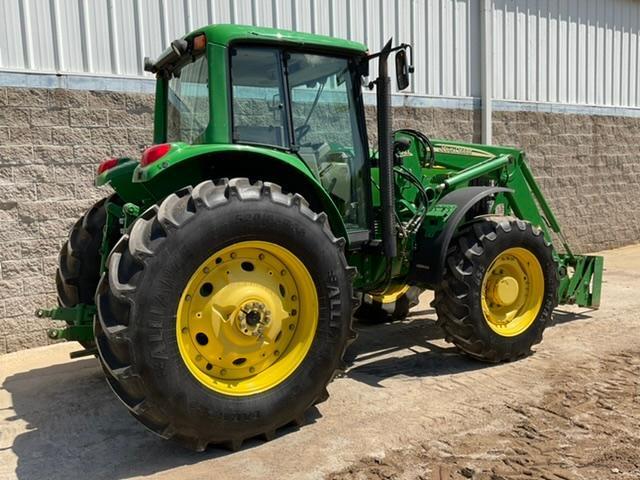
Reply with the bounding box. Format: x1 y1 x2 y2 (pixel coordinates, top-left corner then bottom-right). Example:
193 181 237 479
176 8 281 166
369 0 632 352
194 24 368 55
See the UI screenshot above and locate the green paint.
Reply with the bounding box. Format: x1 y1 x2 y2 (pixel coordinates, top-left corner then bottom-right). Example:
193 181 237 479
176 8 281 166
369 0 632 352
36 305 96 343
422 204 457 238
198 24 367 54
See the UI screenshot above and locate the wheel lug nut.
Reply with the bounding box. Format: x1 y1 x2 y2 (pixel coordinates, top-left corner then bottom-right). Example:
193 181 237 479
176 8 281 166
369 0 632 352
258 253 265 260
280 270 286 276
274 350 280 356
185 295 192 301
249 367 255 373
196 354 202 361
220 369 227 376
181 327 188 334
203 267 210 274
230 252 237 259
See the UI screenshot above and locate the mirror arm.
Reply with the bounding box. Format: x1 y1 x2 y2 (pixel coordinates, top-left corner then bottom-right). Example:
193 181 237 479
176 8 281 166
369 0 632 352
367 43 410 61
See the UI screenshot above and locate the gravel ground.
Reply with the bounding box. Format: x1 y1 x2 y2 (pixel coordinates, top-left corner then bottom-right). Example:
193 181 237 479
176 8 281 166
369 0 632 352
1 244 638 480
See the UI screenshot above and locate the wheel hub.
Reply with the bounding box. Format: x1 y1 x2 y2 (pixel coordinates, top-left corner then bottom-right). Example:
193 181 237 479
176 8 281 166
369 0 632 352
492 276 519 306
176 241 318 396
481 247 544 337
237 301 271 336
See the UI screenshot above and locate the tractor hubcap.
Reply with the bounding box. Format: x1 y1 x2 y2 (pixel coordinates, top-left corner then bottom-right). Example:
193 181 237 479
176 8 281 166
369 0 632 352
481 247 544 337
176 241 318 395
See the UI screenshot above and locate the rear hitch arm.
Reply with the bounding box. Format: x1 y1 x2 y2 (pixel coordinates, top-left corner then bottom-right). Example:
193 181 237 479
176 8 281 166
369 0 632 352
36 304 96 344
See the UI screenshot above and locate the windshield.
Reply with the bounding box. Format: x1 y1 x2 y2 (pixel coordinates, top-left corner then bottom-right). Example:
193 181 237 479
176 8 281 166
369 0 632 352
288 53 368 230
167 54 209 143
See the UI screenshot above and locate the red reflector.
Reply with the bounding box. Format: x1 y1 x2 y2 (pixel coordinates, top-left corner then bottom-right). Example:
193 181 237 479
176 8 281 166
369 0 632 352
97 158 118 175
140 143 172 167
193 34 206 51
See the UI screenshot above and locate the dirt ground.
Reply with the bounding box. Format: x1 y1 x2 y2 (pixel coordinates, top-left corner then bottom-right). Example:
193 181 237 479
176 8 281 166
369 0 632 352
1 244 639 480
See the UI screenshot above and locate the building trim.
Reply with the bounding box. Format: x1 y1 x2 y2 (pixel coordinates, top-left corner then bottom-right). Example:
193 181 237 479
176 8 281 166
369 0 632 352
3 70 640 118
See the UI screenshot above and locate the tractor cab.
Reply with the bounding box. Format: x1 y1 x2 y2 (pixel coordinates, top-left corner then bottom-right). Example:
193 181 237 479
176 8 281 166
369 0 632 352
143 25 375 235
141 25 416 249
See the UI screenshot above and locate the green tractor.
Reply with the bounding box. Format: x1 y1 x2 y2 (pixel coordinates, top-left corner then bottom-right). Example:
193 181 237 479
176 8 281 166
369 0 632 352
39 25 603 451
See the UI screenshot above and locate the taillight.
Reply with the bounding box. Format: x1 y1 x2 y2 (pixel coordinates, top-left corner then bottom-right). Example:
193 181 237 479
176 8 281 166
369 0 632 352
97 158 118 175
193 33 206 52
140 143 172 167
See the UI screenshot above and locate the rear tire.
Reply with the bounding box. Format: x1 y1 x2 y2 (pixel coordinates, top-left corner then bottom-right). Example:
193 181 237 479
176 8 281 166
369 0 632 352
56 196 119 348
95 178 357 451
433 216 558 362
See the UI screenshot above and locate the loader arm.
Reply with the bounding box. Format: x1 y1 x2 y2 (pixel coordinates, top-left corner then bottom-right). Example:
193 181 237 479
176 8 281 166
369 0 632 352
438 150 604 308
495 156 603 308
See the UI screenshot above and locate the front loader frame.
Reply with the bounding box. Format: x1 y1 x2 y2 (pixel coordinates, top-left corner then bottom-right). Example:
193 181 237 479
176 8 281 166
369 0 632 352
423 145 604 309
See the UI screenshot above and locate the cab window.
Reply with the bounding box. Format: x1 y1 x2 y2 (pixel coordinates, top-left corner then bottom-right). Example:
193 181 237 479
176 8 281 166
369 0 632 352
230 47 288 148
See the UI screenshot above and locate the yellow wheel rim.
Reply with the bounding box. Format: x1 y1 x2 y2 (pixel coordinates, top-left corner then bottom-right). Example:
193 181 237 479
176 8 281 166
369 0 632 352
371 284 411 304
176 241 318 396
481 247 544 337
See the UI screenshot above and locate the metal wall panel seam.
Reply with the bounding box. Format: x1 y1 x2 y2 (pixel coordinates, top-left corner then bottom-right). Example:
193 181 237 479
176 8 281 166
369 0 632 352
107 0 120 75
438 0 444 96
637 5 640 106
185 0 193 33
271 0 279 28
230 0 236 25
160 0 170 49
18 0 33 70
251 0 259 26
208 0 217 25
79 0 92 72
481 0 492 144
134 0 146 76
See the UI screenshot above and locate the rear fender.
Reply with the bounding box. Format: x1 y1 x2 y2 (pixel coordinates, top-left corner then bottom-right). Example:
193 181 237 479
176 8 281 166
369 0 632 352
95 159 151 204
130 143 349 241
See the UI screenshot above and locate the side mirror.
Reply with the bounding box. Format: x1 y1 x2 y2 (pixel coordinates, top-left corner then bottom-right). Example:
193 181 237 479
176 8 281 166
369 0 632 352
395 50 410 91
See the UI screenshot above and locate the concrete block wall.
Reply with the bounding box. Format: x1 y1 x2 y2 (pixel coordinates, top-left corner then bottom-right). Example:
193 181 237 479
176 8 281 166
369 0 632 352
493 111 640 252
374 105 640 253
0 87 153 353
1 85 639 353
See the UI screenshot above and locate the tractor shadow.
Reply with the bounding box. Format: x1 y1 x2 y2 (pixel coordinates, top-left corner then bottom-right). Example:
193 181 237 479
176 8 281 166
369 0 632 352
2 306 592 479
344 306 595 387
345 308 483 386
2 357 320 480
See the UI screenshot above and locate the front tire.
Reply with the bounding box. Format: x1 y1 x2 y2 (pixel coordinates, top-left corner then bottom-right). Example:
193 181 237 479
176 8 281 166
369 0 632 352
95 179 356 451
433 216 558 362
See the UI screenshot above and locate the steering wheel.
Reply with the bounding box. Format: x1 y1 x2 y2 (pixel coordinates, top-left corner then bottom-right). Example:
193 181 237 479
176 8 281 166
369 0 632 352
294 124 311 143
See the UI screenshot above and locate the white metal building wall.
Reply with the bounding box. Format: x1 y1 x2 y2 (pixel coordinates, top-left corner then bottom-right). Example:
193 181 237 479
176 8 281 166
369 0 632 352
493 0 640 107
1 0 639 108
